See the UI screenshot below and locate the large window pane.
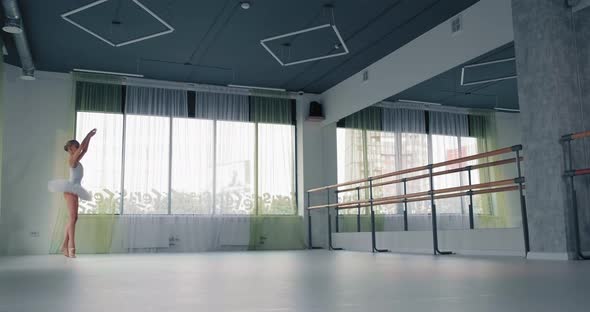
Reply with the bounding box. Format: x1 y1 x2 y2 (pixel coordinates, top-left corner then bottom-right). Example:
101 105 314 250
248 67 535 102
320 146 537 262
367 130 397 214
461 136 491 215
171 118 214 214
216 121 255 214
401 132 430 214
123 115 170 214
431 134 463 214
76 112 123 214
337 127 367 214
258 123 296 215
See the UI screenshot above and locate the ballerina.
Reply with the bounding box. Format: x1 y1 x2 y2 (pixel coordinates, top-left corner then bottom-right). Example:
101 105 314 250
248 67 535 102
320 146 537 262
48 128 96 258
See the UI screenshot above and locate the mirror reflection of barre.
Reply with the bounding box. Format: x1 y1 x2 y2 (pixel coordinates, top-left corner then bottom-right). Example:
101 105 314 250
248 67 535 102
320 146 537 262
561 130 590 260
306 144 529 256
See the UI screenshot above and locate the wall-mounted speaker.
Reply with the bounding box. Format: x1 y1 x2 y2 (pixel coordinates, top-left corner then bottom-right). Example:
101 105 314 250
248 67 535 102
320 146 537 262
307 101 325 121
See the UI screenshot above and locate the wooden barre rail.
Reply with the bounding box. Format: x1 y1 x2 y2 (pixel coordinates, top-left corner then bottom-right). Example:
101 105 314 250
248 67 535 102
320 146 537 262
334 185 522 210
561 131 590 259
306 143 529 255
307 145 522 193
336 157 522 194
563 130 590 141
565 168 590 177
308 178 518 210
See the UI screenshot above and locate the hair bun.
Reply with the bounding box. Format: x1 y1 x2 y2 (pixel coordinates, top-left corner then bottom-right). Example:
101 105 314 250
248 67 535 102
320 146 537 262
64 145 69 152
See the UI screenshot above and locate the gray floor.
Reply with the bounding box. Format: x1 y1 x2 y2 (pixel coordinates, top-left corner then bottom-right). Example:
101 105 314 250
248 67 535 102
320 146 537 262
1 251 590 312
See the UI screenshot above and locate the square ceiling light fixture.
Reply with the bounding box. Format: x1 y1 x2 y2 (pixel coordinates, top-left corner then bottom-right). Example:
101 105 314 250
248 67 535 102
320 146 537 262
62 0 174 47
260 24 349 66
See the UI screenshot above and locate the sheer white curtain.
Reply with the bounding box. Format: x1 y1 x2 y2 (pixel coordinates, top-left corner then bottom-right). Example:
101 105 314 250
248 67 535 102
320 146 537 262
76 112 123 214
216 120 256 214
123 87 188 214
429 111 469 215
382 108 429 215
258 123 295 215
171 117 214 214
74 85 301 252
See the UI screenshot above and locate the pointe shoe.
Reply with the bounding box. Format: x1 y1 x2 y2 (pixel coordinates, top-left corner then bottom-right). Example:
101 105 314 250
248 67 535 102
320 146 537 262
60 247 68 257
67 248 76 258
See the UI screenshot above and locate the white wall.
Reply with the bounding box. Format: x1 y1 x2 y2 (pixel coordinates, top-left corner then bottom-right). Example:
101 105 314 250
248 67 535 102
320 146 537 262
0 64 74 255
320 0 514 125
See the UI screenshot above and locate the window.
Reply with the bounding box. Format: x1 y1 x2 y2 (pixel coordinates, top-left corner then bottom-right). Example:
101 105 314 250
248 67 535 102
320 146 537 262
75 85 296 215
171 118 214 214
258 123 296 215
215 120 256 214
400 132 429 214
123 114 170 214
76 112 123 214
431 134 466 214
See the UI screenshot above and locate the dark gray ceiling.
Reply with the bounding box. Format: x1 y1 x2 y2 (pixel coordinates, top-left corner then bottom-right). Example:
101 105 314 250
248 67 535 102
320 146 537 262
389 42 519 110
2 0 479 93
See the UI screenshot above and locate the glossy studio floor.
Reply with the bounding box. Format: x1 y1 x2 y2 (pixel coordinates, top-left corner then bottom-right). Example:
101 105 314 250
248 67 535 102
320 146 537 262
1 251 590 312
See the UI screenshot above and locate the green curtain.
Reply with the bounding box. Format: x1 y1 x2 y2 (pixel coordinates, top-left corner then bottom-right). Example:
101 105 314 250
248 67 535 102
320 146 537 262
343 106 383 131
469 114 508 227
74 76 123 113
250 96 293 125
248 96 302 249
248 216 305 250
50 74 123 254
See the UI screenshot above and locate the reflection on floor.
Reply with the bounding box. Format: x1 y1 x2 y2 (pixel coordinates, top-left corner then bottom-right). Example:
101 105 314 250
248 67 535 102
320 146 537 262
1 251 590 312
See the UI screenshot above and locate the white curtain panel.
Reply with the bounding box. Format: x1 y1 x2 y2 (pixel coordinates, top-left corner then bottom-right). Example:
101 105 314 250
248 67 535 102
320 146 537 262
429 111 471 229
75 86 299 252
171 117 215 214
257 123 295 215
123 86 189 214
76 112 123 214
381 108 429 218
108 216 251 253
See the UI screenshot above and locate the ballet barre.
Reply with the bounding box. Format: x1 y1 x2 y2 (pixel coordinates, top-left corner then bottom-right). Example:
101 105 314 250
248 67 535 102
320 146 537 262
306 145 529 255
561 131 590 260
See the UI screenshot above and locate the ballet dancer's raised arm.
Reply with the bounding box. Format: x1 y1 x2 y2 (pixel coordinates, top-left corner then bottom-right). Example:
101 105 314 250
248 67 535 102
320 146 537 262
70 128 96 166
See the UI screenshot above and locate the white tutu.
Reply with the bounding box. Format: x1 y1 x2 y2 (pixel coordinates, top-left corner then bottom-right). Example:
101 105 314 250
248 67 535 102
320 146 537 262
48 179 92 201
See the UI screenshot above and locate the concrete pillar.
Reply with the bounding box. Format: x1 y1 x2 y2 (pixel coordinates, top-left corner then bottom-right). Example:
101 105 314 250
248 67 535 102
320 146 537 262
512 0 590 259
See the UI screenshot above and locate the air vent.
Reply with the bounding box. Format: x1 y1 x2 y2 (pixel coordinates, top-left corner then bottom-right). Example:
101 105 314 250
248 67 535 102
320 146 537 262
362 70 369 82
451 15 462 34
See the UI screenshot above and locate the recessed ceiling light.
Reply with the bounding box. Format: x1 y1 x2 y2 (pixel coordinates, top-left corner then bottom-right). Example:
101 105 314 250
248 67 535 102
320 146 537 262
240 2 251 9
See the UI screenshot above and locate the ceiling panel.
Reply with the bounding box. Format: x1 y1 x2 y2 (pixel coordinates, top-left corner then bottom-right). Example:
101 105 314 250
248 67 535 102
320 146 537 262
389 43 519 111
2 0 479 93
